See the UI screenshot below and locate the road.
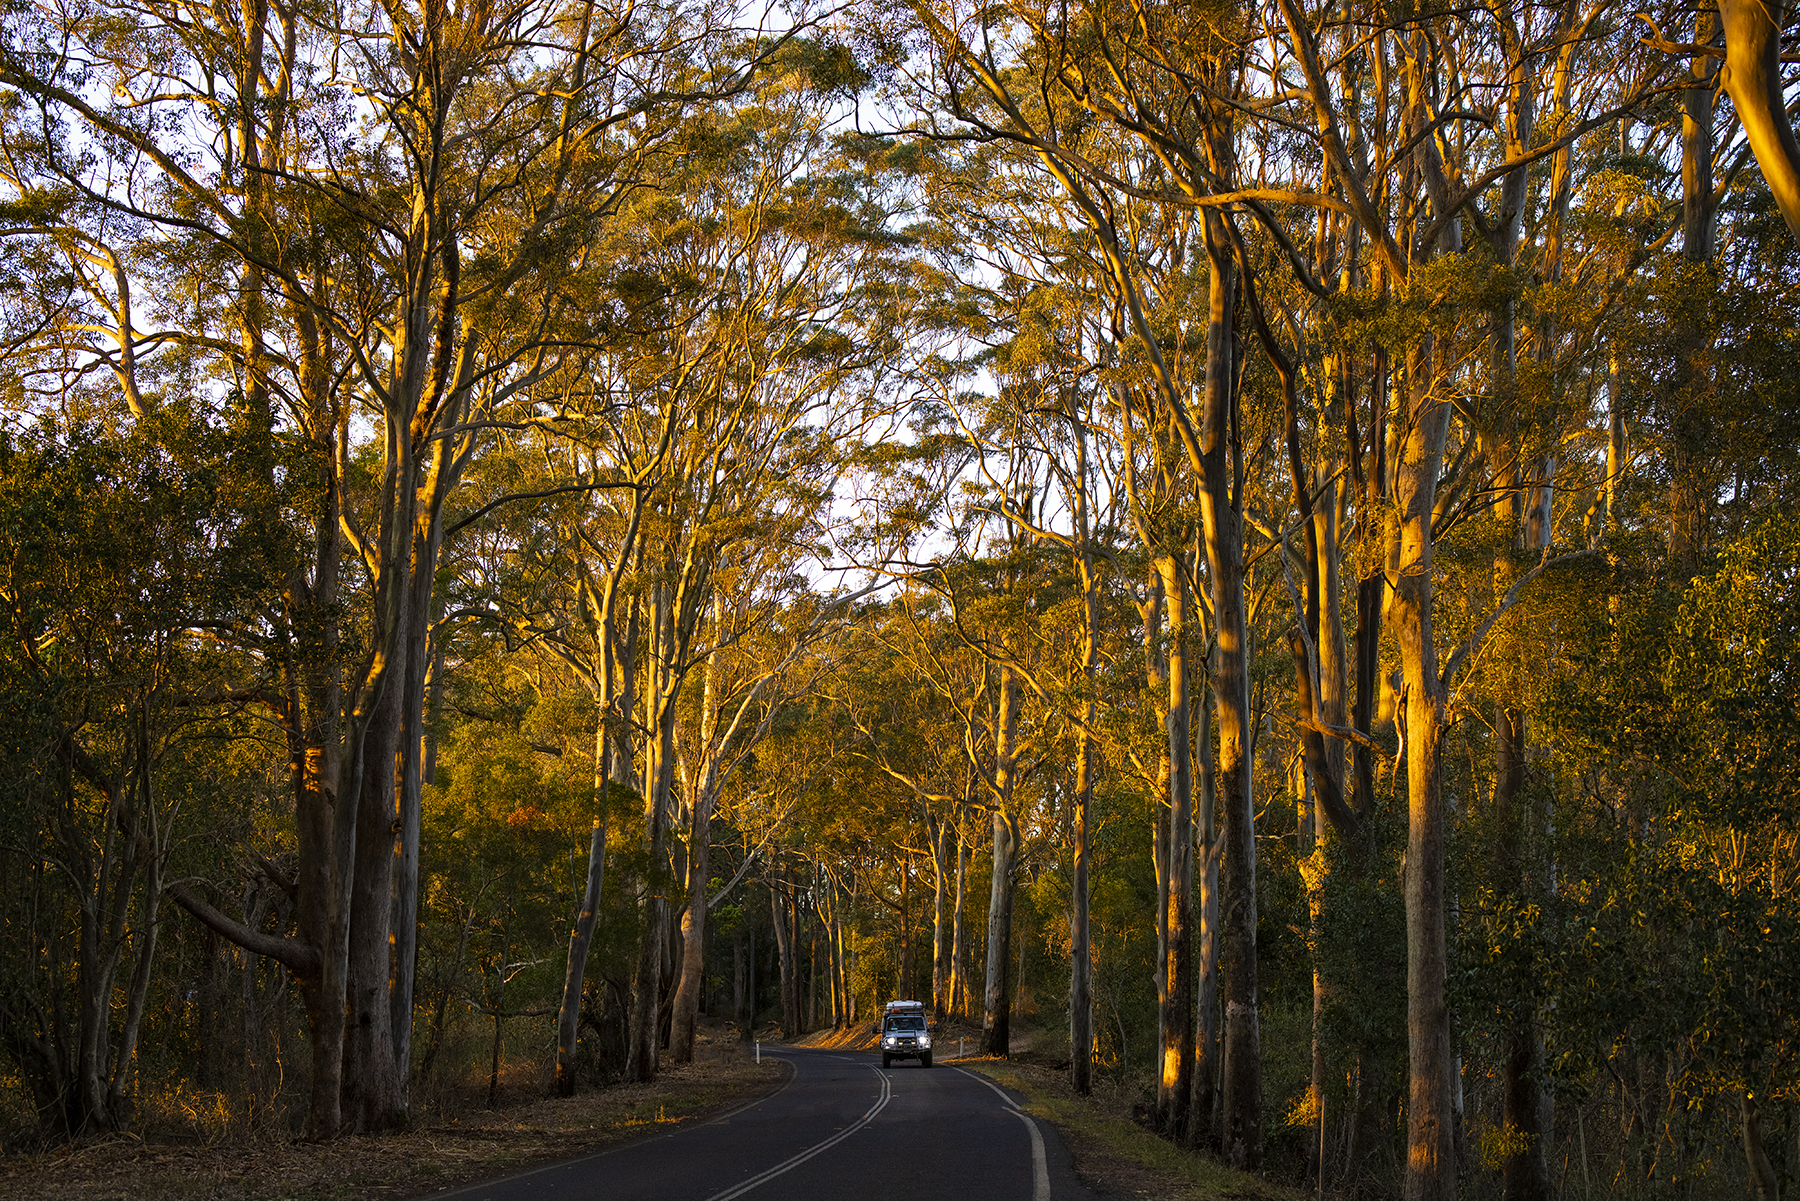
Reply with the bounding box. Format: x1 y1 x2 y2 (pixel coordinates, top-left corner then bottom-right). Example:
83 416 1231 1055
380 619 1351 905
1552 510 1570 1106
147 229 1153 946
427 1046 1104 1201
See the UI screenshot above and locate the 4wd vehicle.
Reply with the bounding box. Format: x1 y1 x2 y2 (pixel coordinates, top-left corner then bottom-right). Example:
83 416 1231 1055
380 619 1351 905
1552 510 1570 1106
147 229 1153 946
877 999 933 1068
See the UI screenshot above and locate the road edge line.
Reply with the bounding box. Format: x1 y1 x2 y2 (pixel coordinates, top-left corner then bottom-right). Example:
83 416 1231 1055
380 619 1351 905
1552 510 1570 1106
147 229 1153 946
955 1065 1051 1201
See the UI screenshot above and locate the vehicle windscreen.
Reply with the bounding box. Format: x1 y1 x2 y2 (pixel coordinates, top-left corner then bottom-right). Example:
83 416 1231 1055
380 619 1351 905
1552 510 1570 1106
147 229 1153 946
885 1015 926 1032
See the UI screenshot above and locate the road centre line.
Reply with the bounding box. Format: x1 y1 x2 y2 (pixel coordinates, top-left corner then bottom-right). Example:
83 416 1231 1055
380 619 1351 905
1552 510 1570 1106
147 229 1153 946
699 1064 892 1201
953 1066 1051 1201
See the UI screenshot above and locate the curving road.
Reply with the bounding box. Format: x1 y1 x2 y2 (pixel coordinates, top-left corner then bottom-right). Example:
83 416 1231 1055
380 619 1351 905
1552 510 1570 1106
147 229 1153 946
427 1046 1103 1201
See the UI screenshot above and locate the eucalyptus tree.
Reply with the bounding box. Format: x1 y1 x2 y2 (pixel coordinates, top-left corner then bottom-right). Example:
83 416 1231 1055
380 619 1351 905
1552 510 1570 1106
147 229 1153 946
888 8 1264 1152
494 65 918 1081
0 0 808 1134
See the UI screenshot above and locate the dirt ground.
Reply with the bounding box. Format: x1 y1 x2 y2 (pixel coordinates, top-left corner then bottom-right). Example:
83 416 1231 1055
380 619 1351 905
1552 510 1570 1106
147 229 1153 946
0 1028 784 1201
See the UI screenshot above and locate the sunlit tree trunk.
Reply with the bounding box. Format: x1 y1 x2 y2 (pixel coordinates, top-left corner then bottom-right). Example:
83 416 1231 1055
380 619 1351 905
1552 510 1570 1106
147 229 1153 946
1393 339 1457 1201
932 816 952 1018
1199 213 1261 1168
951 823 968 1018
982 667 1022 1056
628 585 679 1081
1156 550 1194 1137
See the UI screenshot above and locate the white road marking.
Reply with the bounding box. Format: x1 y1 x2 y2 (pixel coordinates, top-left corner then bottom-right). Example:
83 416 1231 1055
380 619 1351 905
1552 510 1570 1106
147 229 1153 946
427 1058 801 1198
700 1065 892 1201
953 1066 1051 1201
700 1060 797 1127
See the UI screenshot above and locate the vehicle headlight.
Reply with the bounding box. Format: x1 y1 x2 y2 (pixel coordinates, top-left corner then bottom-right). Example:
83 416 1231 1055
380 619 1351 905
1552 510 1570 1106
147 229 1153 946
918 1035 931 1047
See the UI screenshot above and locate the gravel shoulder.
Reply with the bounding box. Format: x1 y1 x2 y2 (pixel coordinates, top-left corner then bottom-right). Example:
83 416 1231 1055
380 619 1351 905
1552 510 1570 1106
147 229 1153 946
958 1059 1306 1201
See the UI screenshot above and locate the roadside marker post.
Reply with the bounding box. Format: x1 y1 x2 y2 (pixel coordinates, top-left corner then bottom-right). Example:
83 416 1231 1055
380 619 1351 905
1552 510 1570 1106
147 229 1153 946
755 1041 760 1064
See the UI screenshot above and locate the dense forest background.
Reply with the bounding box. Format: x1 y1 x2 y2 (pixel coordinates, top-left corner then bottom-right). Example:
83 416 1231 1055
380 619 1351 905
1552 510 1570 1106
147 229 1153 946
1 0 1797 1197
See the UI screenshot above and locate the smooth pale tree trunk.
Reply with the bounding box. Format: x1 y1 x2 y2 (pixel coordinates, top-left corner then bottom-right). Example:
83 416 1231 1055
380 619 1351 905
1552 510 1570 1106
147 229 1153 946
670 615 724 1065
951 827 968 1017
1071 730 1094 1095
898 865 913 998
771 883 797 1037
1719 0 1800 241
1199 214 1260 1168
982 668 1023 1056
1062 391 1100 1096
1157 551 1194 1138
1147 567 1170 1099
1393 339 1457 1201
554 506 639 1092
1603 359 1626 540
982 805 1019 1055
554 712 611 1094
1191 676 1221 1145
391 512 445 1109
628 589 678 1082
932 818 952 1017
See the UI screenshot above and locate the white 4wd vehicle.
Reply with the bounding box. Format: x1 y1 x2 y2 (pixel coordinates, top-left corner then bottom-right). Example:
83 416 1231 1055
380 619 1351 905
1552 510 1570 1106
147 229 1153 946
878 1000 933 1069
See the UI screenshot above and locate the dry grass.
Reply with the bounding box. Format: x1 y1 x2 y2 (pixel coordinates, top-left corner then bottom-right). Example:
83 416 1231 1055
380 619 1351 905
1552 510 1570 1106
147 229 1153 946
961 1058 1308 1201
0 1032 784 1201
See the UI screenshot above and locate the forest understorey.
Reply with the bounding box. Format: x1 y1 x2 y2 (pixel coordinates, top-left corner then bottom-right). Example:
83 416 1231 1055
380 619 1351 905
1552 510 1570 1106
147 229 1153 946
0 1029 786 1201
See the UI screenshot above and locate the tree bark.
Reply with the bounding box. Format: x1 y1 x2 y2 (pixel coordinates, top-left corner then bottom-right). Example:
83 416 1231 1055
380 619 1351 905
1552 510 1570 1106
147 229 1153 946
1720 0 1800 242
932 817 952 1017
1741 1091 1782 1201
951 825 968 1017
1071 729 1094 1095
1157 551 1194 1138
981 803 1019 1055
1201 212 1260 1169
1394 339 1457 1201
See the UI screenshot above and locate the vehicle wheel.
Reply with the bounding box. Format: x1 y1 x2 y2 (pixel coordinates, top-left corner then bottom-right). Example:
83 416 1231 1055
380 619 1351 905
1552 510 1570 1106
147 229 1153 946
882 1053 892 1069
921 1052 932 1068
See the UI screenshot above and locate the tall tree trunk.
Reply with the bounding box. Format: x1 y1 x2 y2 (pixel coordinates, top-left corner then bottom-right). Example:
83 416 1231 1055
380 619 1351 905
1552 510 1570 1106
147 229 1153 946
981 808 1017 1055
1070 729 1093 1095
1157 551 1194 1137
951 825 968 1017
1671 12 1719 578
670 784 713 1062
982 668 1023 1056
1395 339 1457 1201
390 515 443 1110
898 863 913 999
344 674 405 1133
932 818 952 1017
628 589 677 1082
1741 1091 1782 1201
1719 0 1800 241
771 882 796 1037
555 702 611 1094
1191 673 1221 1145
1201 211 1260 1169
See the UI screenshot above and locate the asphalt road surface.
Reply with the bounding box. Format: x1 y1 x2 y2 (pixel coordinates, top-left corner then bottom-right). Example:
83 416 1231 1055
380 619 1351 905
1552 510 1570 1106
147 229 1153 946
428 1046 1104 1201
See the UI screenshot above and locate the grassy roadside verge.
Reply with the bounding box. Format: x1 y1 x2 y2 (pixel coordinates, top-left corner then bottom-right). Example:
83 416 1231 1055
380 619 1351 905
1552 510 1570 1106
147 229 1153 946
0 1052 787 1201
957 1059 1305 1201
